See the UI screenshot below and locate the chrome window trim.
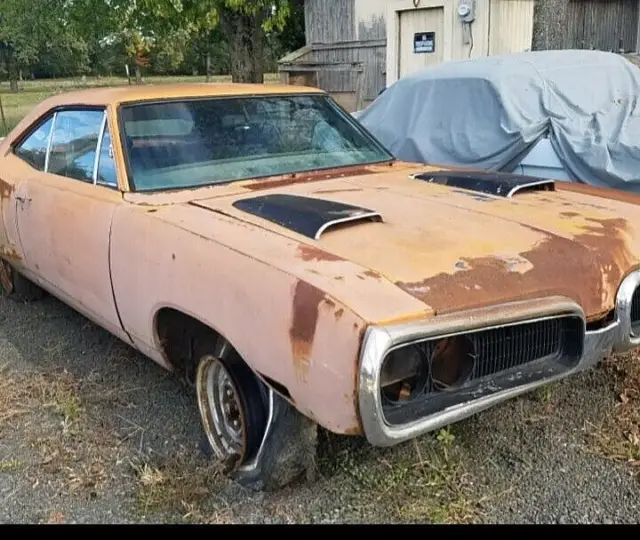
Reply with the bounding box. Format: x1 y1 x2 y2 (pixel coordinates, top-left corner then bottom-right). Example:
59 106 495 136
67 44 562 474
92 111 108 185
357 296 619 447
43 111 58 173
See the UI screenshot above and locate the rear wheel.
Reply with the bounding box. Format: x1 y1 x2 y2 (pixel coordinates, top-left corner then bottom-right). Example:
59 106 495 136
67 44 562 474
0 259 45 301
194 337 317 491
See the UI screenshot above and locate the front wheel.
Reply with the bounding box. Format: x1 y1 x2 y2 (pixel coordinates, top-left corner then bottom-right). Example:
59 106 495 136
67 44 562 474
194 338 317 491
195 352 267 471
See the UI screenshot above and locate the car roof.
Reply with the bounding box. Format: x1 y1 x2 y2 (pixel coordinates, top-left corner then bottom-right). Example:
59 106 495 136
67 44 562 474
37 83 326 108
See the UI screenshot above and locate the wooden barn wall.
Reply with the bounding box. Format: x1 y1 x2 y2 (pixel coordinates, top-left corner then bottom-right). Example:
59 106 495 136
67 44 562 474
305 0 356 44
310 44 387 101
304 0 386 101
564 0 638 52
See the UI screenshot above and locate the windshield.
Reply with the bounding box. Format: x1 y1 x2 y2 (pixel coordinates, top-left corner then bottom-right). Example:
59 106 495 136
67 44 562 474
119 94 393 192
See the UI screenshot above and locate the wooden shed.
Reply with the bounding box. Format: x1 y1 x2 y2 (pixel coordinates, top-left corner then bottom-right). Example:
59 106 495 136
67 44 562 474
279 0 640 112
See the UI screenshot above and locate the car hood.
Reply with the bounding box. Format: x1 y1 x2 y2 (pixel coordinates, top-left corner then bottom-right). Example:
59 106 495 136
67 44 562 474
146 164 640 321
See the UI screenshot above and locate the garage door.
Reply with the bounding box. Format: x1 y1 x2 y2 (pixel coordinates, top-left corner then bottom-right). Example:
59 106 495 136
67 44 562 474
398 7 445 79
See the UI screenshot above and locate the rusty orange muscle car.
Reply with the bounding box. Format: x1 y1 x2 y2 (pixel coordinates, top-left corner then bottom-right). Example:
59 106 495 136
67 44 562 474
1 83 640 490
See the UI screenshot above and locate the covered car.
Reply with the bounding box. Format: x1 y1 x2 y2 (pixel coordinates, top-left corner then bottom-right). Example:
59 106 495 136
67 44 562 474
355 50 640 192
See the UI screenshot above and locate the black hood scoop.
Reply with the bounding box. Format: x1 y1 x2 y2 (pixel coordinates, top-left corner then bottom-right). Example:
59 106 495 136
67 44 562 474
232 194 382 240
414 170 555 198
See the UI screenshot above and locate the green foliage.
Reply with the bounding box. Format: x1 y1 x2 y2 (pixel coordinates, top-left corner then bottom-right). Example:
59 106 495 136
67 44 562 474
0 0 305 84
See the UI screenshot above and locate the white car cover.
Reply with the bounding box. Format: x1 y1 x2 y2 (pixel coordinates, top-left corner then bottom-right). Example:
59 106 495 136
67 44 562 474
355 50 640 192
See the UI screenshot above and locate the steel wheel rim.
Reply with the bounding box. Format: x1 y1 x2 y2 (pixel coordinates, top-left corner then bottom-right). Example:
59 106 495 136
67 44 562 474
0 260 13 295
196 355 247 465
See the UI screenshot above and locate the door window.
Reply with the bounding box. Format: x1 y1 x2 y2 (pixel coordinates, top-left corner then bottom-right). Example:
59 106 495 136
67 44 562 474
47 110 104 182
14 116 54 171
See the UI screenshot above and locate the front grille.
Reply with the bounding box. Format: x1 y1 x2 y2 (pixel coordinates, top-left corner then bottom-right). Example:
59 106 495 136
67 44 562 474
631 286 640 332
382 315 583 425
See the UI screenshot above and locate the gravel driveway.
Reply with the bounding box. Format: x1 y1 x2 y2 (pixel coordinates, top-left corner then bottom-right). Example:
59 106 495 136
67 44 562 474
0 292 639 524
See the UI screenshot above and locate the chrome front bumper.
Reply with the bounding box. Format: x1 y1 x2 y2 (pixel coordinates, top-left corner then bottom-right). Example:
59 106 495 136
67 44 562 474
613 269 640 353
358 273 640 447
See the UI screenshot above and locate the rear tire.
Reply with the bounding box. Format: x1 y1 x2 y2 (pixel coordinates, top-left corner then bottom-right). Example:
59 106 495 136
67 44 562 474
194 337 317 491
0 259 45 302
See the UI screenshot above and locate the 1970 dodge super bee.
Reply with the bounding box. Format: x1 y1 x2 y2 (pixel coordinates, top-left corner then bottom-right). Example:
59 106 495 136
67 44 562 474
1 83 640 490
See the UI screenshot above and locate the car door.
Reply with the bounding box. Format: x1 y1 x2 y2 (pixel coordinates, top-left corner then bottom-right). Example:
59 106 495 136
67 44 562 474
12 107 130 342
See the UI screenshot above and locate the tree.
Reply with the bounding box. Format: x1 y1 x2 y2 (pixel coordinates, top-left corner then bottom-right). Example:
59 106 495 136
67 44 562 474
142 0 294 83
274 0 305 55
0 0 84 91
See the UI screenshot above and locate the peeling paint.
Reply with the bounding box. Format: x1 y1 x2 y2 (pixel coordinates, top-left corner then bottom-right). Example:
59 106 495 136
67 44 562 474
289 281 326 381
296 244 344 263
362 269 382 279
0 178 13 199
243 166 380 192
314 188 364 195
0 245 21 262
396 218 633 319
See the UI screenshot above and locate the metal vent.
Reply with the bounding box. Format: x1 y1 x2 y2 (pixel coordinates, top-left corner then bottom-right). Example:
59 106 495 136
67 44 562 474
414 170 555 198
232 194 382 240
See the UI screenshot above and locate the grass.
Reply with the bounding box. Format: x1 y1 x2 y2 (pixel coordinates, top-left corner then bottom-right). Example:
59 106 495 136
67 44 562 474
315 426 483 524
0 73 280 135
0 351 138 501
131 457 226 522
588 351 640 470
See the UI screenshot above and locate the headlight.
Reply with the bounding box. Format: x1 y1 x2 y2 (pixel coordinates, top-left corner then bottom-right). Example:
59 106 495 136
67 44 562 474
380 335 477 403
380 345 428 403
429 335 476 391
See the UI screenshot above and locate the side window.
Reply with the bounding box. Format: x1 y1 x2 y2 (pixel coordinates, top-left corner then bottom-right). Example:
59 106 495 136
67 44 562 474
14 116 54 171
96 128 118 187
48 110 104 182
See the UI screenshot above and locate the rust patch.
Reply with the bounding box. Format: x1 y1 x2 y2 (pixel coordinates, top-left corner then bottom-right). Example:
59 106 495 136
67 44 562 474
362 269 382 280
243 166 379 192
0 245 21 262
0 178 13 199
334 275 344 281
344 425 362 435
560 211 580 218
314 188 364 195
296 244 343 263
289 281 326 381
334 308 344 320
557 182 640 207
395 218 635 320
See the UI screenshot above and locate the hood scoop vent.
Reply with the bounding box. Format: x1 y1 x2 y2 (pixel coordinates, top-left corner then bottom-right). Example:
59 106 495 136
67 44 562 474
414 170 555 198
232 194 382 240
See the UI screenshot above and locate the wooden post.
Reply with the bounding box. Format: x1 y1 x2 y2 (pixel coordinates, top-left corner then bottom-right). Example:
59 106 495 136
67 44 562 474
205 52 211 82
0 96 7 136
354 65 365 112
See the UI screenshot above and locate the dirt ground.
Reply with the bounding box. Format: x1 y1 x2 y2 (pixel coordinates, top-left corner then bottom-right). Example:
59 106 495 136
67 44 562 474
1 292 639 524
